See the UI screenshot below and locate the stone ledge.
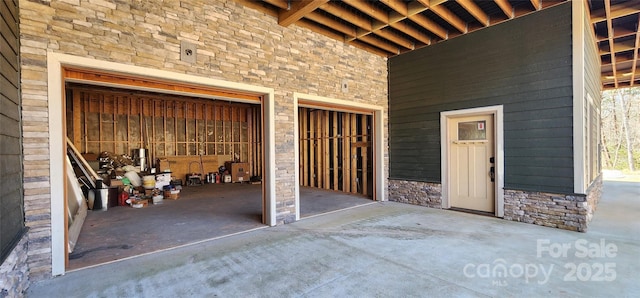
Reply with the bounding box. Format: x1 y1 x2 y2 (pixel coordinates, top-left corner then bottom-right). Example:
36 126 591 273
388 180 442 208
503 187 600 232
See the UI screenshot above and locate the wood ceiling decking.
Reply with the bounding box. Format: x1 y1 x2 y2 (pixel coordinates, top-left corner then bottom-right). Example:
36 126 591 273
238 0 640 90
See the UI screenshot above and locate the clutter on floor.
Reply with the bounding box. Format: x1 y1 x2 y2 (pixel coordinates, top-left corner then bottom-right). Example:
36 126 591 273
69 146 261 211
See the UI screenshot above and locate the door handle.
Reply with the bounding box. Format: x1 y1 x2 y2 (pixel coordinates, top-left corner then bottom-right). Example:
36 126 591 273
490 166 495 182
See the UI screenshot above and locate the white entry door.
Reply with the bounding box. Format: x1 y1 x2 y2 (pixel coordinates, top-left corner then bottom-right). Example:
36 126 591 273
448 114 495 212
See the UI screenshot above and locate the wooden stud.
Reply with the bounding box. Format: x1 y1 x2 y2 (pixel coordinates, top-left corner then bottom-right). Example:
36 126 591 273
301 108 307 186
309 110 316 187
72 91 82 148
318 110 324 188
342 112 349 192
331 112 339 190
323 110 330 189
361 114 368 196
350 114 358 193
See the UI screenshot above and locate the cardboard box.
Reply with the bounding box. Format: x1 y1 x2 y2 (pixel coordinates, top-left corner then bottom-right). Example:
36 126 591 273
110 179 124 187
225 162 250 183
157 158 171 173
131 199 148 208
163 189 180 200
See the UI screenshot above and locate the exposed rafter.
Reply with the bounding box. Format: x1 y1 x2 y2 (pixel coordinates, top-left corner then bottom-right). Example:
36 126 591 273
629 14 640 87
591 1 640 23
242 0 639 90
429 3 467 33
605 0 618 88
279 0 329 27
530 0 541 11
456 0 489 26
494 0 514 19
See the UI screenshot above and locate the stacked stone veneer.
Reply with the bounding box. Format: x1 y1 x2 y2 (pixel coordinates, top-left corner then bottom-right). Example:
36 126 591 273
585 174 603 223
389 178 603 233
388 180 442 208
504 175 602 232
0 236 29 297
18 0 388 281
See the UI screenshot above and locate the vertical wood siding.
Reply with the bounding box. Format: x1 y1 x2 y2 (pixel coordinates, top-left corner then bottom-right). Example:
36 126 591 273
389 3 575 194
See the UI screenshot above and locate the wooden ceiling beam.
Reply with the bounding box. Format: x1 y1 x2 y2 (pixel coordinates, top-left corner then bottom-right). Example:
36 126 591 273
357 34 400 54
596 27 636 42
629 14 640 87
599 39 637 55
278 0 328 27
389 21 432 45
425 2 468 33
605 0 618 88
305 11 357 37
263 0 288 10
342 0 388 23
494 0 514 19
530 0 542 11
591 1 640 23
321 2 372 31
601 70 638 80
601 54 635 67
347 40 393 57
407 1 430 16
380 0 408 16
296 19 345 41
409 14 448 40
456 0 489 26
374 29 415 50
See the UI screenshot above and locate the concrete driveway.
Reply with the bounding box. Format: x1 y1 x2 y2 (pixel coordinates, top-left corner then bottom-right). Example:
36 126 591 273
27 181 639 297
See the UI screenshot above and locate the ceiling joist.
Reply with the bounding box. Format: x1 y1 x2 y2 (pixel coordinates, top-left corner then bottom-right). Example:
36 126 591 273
428 3 468 33
494 0 514 19
246 0 638 90
278 0 329 27
605 0 619 88
456 0 490 26
591 1 640 23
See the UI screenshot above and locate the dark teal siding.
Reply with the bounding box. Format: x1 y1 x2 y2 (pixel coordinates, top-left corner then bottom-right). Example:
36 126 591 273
389 3 575 193
1 0 26 263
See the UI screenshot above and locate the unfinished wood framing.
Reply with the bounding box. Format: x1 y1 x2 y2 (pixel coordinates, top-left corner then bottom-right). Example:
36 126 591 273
298 107 372 197
66 84 262 177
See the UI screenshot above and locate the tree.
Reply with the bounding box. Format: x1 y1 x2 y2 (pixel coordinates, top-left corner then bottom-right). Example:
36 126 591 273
601 87 640 171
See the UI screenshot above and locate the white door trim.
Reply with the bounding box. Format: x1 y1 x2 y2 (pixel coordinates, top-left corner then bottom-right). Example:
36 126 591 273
47 52 276 276
293 92 385 221
440 105 504 217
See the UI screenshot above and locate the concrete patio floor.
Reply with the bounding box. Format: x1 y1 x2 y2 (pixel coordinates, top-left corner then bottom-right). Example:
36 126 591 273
27 181 639 297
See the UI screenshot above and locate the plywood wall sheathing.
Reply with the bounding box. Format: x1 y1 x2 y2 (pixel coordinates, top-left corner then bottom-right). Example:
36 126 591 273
66 84 262 177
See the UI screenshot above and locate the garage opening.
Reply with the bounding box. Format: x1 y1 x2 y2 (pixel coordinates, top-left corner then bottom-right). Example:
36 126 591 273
298 107 374 217
63 76 266 270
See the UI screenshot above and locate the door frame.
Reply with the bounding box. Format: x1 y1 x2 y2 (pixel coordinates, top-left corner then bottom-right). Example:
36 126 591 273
47 52 276 276
293 93 385 221
440 105 504 217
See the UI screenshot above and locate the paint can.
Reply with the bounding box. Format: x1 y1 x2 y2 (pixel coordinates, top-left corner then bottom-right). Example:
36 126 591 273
142 175 156 189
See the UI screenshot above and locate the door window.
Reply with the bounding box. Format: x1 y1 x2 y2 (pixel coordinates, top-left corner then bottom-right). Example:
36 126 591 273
458 120 486 140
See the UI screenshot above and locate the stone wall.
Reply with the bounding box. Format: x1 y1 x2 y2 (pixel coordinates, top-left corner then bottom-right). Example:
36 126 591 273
18 0 387 280
0 235 29 297
585 174 603 223
389 178 602 232
503 189 590 232
388 180 442 208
